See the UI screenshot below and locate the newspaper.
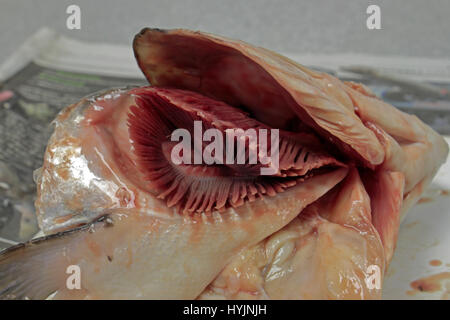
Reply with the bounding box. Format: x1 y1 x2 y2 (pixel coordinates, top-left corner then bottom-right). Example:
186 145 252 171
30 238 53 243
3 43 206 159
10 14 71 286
0 28 146 249
0 27 449 249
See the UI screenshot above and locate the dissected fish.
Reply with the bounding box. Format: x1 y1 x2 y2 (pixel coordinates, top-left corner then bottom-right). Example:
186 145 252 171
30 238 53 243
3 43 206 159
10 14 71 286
0 28 448 300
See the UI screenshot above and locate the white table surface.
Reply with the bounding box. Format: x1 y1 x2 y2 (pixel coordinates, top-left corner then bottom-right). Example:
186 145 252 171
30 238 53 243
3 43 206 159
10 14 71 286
0 0 450 66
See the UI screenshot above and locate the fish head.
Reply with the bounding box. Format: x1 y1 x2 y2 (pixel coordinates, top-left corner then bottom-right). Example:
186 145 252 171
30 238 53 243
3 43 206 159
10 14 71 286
34 83 346 236
30 28 447 301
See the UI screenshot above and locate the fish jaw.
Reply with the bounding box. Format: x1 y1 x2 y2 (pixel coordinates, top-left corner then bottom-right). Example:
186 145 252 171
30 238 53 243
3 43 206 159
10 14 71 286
51 168 347 299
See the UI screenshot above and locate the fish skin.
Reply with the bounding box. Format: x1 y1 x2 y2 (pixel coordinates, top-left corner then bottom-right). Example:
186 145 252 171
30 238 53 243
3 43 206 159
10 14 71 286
362 170 404 264
62 168 347 300
1 168 347 299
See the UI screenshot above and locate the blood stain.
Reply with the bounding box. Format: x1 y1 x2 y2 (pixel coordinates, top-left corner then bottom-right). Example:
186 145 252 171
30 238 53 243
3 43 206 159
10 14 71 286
409 272 450 295
429 259 442 267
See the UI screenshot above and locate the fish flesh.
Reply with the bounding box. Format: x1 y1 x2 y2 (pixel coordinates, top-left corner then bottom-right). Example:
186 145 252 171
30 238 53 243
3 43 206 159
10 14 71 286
0 28 448 299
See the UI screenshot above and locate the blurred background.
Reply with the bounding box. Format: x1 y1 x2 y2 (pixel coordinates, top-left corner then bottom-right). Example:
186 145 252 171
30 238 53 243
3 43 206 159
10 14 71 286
1 0 450 61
